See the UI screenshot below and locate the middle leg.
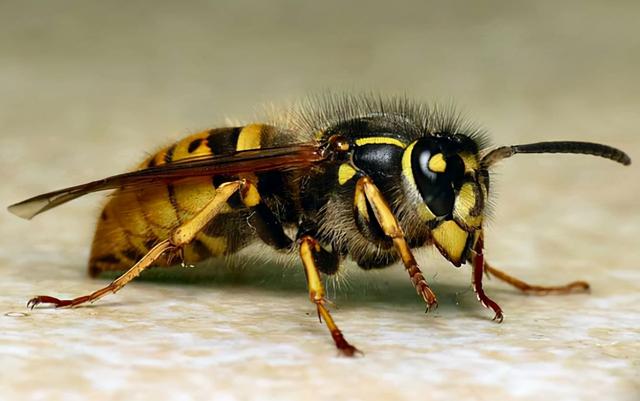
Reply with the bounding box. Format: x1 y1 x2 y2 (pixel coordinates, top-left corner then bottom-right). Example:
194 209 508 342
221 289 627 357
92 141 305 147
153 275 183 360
298 235 360 357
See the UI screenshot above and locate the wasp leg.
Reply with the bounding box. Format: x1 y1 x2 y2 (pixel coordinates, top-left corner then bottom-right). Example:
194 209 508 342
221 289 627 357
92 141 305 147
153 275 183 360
483 260 590 295
27 240 174 309
471 232 504 322
299 235 361 357
356 176 438 311
27 180 245 309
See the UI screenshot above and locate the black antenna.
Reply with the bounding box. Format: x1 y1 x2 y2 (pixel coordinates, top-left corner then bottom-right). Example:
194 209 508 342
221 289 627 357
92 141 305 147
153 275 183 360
482 141 631 168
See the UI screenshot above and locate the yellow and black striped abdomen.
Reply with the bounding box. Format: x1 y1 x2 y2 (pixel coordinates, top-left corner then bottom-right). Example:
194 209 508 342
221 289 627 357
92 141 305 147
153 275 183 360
88 124 276 276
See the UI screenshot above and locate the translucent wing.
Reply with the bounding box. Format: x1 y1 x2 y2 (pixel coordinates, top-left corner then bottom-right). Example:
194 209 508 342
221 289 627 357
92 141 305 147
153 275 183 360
8 143 325 220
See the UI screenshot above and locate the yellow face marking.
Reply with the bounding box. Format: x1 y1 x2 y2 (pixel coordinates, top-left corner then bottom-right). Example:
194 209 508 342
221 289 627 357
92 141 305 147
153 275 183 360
338 163 357 185
428 153 447 173
453 182 482 229
355 137 406 148
417 204 436 221
431 220 469 266
459 152 479 172
236 124 263 151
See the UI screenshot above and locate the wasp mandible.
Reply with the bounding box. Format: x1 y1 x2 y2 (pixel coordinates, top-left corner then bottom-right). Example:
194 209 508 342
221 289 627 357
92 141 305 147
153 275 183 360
9 96 631 356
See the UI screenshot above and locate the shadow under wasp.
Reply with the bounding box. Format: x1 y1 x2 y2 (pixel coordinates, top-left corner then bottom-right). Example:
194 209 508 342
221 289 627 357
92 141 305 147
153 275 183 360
9 96 631 356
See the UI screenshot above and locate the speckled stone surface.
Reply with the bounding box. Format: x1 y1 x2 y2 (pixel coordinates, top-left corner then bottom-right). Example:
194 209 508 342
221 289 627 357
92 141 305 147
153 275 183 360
1 1 639 400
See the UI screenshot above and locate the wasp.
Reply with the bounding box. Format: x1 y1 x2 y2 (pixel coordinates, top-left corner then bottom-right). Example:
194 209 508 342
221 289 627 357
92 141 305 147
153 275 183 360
9 95 631 356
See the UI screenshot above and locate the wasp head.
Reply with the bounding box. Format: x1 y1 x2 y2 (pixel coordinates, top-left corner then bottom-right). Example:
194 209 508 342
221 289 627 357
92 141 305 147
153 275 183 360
401 133 488 265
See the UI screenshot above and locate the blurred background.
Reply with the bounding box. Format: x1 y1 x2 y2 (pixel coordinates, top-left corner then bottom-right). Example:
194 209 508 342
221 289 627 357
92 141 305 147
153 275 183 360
1 1 638 401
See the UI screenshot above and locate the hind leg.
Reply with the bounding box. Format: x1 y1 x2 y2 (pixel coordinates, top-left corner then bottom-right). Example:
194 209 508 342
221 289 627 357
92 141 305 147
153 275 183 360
298 235 360 357
27 180 245 309
28 240 174 308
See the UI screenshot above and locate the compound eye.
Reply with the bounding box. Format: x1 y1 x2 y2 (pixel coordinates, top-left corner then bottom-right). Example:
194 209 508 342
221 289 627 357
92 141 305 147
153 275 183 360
417 151 447 178
417 149 438 180
424 180 456 217
411 144 456 218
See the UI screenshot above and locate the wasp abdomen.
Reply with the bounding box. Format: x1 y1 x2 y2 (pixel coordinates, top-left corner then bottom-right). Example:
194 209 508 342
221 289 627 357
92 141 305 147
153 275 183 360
88 124 284 276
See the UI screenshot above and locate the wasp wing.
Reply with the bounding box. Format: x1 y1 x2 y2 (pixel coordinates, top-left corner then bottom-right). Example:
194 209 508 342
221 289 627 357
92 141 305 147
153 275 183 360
8 143 324 220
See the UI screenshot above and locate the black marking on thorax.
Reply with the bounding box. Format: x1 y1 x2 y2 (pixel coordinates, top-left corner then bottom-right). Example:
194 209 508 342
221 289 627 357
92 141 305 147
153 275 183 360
352 143 404 187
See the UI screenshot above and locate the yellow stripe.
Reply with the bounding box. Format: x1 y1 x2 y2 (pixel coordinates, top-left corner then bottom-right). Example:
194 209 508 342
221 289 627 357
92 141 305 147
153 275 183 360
338 163 357 185
355 137 406 148
172 131 211 161
402 141 436 221
242 183 261 207
401 141 417 184
236 124 263 151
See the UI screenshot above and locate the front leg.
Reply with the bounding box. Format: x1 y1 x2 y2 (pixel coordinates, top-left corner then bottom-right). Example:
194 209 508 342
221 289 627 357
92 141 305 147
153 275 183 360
471 231 504 322
355 176 438 311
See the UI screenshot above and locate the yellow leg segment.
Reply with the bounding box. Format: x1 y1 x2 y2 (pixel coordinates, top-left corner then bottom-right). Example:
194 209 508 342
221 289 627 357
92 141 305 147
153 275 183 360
484 260 590 295
27 180 245 309
357 177 438 310
299 236 361 357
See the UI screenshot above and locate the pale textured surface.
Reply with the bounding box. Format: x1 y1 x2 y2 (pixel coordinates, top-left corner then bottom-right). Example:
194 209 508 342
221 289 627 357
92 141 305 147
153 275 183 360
1 1 639 401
